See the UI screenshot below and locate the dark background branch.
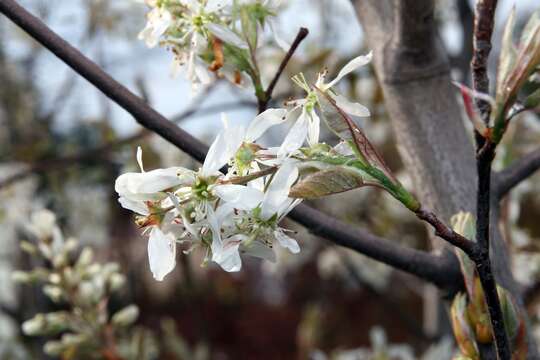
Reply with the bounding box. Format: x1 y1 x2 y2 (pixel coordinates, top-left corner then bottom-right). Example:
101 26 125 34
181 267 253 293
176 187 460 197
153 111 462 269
493 147 540 199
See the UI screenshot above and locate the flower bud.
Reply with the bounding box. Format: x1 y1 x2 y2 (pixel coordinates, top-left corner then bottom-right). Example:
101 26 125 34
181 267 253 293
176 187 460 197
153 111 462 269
48 273 61 285
76 247 94 267
108 273 126 292
22 314 46 336
19 241 37 255
52 253 68 269
12 271 31 283
111 305 139 327
64 237 79 253
44 341 63 356
60 333 87 347
43 285 63 303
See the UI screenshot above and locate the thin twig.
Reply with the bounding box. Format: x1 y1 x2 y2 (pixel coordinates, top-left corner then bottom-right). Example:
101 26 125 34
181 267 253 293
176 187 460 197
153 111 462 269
493 147 540 199
0 0 462 289
0 131 147 190
259 27 309 112
415 207 477 256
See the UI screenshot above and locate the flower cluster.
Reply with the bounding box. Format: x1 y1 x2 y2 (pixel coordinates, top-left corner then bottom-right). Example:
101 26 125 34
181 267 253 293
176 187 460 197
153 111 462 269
137 0 287 92
116 53 376 280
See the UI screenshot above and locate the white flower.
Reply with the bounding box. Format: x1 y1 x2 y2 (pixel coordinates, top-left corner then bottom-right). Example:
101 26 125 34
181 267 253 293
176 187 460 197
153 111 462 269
279 52 373 155
139 0 248 93
138 5 173 48
115 109 307 276
225 108 288 174
315 52 373 117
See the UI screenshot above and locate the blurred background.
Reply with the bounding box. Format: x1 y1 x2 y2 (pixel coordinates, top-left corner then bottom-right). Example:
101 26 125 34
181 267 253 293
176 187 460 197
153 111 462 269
0 0 539 358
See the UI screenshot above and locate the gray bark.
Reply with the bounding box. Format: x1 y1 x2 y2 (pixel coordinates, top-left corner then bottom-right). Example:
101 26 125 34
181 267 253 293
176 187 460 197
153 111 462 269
354 0 536 356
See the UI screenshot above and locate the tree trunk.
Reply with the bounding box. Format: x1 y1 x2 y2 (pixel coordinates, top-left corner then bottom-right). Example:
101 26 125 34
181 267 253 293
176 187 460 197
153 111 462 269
353 0 536 356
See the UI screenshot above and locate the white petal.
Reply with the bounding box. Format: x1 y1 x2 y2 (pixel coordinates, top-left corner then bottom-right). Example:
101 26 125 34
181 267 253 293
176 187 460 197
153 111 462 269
326 51 372 89
261 161 298 219
274 229 300 254
202 133 228 177
242 241 276 262
277 198 302 219
115 173 163 201
118 197 149 216
307 110 320 146
206 205 224 257
136 146 145 172
135 168 185 193
202 127 244 177
277 111 308 158
147 227 176 281
213 184 264 210
213 234 246 272
207 23 249 49
333 94 370 117
268 20 290 52
245 108 288 142
205 0 230 12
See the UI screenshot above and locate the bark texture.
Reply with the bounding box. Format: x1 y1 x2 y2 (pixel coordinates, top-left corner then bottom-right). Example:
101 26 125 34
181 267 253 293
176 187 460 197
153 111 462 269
354 0 535 355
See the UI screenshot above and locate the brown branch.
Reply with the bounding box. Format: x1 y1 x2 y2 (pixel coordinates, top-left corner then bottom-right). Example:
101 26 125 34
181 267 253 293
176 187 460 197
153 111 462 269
288 204 461 289
0 0 209 164
415 207 477 256
0 0 462 289
471 1 512 359
493 147 540 199
259 27 309 112
471 0 498 125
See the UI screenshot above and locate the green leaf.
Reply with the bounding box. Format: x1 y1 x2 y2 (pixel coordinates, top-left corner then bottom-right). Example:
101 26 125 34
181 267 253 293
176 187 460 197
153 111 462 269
451 293 479 359
525 86 540 109
520 10 540 46
240 6 258 51
451 212 477 299
289 166 365 199
314 87 397 184
497 286 520 341
499 11 540 113
496 8 517 103
223 43 253 73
